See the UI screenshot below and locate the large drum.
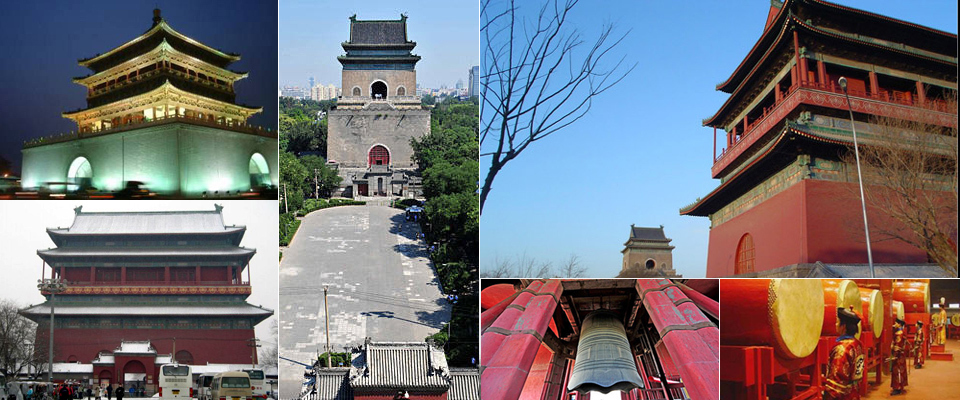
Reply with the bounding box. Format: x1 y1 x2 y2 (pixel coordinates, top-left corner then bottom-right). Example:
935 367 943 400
892 281 930 314
822 279 862 336
892 300 905 322
481 283 518 310
952 313 960 327
721 279 824 359
859 288 883 338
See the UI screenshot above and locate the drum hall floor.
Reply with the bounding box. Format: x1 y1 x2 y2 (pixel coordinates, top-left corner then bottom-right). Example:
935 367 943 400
861 337 960 399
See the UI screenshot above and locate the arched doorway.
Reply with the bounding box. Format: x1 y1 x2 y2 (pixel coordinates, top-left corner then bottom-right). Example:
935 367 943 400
371 81 387 100
368 145 390 166
67 156 93 190
98 370 113 387
122 360 147 390
645 259 656 269
174 350 194 365
397 86 406 96
249 153 271 188
735 233 755 275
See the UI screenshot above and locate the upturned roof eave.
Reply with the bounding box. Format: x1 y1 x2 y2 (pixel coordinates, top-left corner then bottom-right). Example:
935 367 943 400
703 17 958 128
78 21 240 69
681 123 854 216
61 80 261 119
73 40 249 86
715 0 959 93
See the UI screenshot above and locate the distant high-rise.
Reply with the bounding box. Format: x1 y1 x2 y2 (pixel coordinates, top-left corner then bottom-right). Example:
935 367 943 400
455 79 464 90
308 76 315 89
468 65 479 97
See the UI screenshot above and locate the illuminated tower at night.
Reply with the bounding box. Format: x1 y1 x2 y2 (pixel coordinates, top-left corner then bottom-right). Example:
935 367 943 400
20 9 278 196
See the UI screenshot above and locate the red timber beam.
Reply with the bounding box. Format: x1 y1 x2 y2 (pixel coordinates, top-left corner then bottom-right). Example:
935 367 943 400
677 283 719 320
480 279 563 400
638 279 720 400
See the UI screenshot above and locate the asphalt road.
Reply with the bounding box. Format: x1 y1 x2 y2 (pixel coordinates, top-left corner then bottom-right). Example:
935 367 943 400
277 205 450 398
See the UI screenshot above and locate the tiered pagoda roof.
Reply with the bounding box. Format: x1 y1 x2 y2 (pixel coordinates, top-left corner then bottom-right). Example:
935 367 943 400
61 8 261 132
338 15 420 68
682 0 957 218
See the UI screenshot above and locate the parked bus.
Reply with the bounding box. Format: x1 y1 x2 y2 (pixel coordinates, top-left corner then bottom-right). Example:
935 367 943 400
158 364 193 400
240 369 266 400
195 373 217 400
210 372 252 400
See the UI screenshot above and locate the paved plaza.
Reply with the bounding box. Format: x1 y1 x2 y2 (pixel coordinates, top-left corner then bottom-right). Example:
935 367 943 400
278 205 450 398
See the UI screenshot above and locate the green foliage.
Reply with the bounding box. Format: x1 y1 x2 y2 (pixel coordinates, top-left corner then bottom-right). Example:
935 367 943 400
279 213 301 246
279 97 334 156
301 198 366 214
280 152 308 212
299 155 342 198
392 198 422 209
317 352 351 368
426 295 479 367
421 94 436 106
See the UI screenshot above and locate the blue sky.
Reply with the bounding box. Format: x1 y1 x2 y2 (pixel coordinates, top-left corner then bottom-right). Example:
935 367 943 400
279 0 479 89
478 0 958 278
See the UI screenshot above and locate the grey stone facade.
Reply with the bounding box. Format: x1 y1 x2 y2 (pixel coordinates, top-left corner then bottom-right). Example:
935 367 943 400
618 224 682 278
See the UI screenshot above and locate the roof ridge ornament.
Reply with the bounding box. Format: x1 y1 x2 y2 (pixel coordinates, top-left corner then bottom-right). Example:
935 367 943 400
153 9 162 27
74 205 83 215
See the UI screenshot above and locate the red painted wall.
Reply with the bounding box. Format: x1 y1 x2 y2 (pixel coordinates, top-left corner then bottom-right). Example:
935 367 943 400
706 180 941 277
43 328 256 365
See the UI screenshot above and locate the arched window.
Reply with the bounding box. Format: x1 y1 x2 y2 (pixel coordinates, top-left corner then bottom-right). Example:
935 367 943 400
645 259 656 269
174 350 194 365
352 87 361 96
371 81 387 100
249 153 271 188
735 233 756 274
368 145 390 166
397 86 406 96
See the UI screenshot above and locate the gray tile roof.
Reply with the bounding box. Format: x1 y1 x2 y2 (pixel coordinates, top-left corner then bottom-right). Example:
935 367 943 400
20 303 273 318
349 341 449 390
304 369 352 400
37 246 255 258
50 207 240 235
448 368 479 400
349 18 408 45
629 225 669 241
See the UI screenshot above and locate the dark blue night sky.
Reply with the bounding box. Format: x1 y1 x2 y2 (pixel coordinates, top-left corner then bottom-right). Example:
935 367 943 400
0 1 279 174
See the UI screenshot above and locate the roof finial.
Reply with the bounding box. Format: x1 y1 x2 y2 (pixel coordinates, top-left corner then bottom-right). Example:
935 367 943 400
215 203 224 213
74 205 83 215
153 8 162 26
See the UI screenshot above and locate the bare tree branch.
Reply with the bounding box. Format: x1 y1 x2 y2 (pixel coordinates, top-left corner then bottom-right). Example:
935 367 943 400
842 93 958 274
479 0 635 214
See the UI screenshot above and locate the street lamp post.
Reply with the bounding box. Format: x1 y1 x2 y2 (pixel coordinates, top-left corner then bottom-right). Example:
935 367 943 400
38 278 68 384
838 77 876 278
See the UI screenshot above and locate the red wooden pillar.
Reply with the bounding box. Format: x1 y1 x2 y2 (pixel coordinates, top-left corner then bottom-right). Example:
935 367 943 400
775 81 782 102
226 265 232 284
247 263 251 284
121 266 127 284
817 60 827 85
195 266 201 283
916 81 926 104
541 351 568 400
164 266 171 284
90 266 96 283
481 279 563 400
638 279 720 400
712 127 717 161
868 72 879 96
59 266 65 280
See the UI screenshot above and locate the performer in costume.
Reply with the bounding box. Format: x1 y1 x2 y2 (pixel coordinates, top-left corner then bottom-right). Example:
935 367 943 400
914 321 924 368
891 318 909 395
824 307 865 400
937 297 947 345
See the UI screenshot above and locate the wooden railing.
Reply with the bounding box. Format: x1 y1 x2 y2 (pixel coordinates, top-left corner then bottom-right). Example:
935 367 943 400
65 280 250 286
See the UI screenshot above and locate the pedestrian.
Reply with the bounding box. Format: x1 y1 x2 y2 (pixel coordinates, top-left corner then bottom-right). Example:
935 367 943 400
113 386 122 400
85 387 92 400
57 384 71 400
95 387 101 400
105 386 111 400
26 387 33 400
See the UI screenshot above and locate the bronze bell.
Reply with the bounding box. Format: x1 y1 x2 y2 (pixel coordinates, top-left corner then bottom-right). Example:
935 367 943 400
567 310 644 394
